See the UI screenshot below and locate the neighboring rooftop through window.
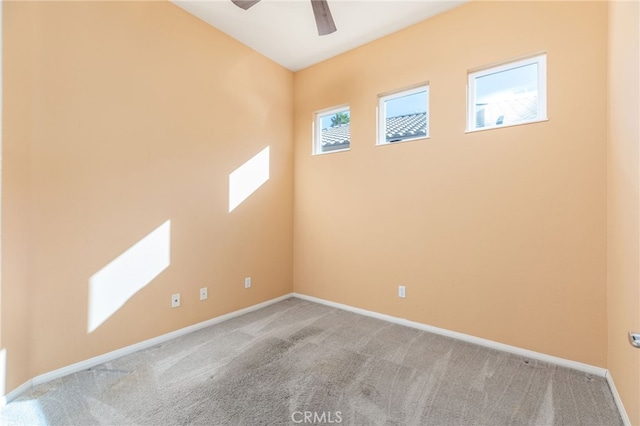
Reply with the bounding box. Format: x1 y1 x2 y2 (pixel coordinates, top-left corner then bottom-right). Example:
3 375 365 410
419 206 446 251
378 85 429 145
314 106 351 154
317 112 430 153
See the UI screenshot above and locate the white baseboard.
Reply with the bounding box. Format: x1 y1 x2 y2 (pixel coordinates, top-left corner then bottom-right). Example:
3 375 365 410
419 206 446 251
606 371 632 426
1 380 32 407
293 293 608 378
3 293 293 405
4 291 626 424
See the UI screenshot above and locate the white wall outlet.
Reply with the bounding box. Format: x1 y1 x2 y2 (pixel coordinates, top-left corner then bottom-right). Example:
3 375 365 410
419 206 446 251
200 287 208 301
171 293 181 308
398 285 406 299
244 277 251 289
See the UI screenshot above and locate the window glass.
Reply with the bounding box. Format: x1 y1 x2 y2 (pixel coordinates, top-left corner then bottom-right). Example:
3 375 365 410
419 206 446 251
315 107 350 154
379 86 429 145
468 54 547 131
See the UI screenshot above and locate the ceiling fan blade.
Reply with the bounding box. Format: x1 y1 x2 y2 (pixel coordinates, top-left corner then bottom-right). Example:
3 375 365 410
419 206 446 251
231 0 261 10
310 0 337 36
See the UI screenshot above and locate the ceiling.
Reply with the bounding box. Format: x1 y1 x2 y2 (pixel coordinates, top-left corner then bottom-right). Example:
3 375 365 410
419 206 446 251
172 0 467 71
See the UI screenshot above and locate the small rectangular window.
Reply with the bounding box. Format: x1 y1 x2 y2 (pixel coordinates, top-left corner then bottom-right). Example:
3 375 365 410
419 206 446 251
467 54 547 132
314 106 350 155
378 85 429 145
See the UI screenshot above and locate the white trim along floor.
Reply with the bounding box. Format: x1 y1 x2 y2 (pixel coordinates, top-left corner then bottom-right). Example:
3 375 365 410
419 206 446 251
1 293 630 424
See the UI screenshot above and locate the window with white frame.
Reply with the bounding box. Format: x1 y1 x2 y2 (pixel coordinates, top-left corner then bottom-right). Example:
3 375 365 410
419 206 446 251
467 54 547 132
378 85 429 145
314 106 350 155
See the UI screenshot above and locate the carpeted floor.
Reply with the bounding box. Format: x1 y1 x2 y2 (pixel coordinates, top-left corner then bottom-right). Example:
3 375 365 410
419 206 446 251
1 297 623 425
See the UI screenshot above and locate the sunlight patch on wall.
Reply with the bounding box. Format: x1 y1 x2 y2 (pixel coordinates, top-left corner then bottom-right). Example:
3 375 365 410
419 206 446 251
88 221 171 333
229 146 270 212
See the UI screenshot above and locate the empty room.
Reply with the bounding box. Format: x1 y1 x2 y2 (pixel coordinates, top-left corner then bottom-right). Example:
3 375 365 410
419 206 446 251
1 0 639 424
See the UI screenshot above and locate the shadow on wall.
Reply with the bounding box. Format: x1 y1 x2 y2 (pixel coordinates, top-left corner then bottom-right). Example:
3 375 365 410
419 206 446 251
86 146 270 334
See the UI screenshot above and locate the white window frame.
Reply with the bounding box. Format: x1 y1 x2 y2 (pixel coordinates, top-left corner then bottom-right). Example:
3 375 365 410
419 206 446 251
313 105 351 155
377 85 429 146
467 54 547 132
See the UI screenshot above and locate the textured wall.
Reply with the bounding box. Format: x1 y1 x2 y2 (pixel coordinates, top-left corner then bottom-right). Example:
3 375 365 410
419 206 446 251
293 1 608 367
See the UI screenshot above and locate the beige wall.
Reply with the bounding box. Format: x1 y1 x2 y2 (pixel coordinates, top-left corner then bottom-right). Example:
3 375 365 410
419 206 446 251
607 1 640 424
1 1 39 394
293 1 608 367
2 1 293 391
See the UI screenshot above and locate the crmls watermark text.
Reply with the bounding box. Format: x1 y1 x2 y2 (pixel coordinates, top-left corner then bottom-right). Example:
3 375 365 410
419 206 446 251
291 411 343 424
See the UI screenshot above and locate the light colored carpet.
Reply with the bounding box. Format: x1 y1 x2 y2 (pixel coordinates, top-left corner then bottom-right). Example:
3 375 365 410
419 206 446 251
1 298 622 425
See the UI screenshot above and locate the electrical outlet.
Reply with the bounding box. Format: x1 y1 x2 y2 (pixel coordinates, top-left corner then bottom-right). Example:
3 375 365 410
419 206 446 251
244 277 251 289
172 293 181 308
200 287 208 301
398 285 406 299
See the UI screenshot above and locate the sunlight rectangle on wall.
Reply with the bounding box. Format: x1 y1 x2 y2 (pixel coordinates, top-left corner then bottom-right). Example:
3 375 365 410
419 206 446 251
88 220 171 333
229 146 270 212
